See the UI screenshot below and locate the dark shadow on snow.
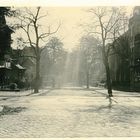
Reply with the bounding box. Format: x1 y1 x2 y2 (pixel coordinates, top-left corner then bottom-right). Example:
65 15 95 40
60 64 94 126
37 89 54 96
78 103 140 124
0 105 26 116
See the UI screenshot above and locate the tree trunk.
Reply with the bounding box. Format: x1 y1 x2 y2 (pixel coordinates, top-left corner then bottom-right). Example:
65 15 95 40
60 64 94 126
102 48 113 97
34 57 40 93
86 70 90 89
105 61 113 97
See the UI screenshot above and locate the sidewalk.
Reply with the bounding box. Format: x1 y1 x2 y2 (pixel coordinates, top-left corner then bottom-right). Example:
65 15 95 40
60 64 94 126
0 87 139 98
0 89 50 103
0 89 33 97
0 88 50 97
94 88 140 97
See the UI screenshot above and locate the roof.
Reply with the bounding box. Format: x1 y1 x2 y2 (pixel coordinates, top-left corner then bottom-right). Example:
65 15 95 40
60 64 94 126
15 64 26 70
0 65 11 69
0 25 14 33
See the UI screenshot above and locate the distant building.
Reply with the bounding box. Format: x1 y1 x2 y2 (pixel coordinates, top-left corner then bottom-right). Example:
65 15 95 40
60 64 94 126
20 46 36 83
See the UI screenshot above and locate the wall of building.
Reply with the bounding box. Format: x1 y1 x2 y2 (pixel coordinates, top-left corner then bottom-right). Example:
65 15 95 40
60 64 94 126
109 6 140 91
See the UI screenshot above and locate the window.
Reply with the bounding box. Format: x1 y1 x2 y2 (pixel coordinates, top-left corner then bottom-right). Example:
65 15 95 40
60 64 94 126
5 62 11 68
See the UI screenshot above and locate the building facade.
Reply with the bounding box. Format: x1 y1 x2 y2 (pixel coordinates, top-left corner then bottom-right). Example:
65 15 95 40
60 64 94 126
109 6 140 91
129 6 140 90
0 7 26 89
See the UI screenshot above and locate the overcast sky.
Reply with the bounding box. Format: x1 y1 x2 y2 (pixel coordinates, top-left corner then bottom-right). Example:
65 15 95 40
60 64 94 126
1 0 140 6
46 7 92 50
10 7 92 51
9 7 133 51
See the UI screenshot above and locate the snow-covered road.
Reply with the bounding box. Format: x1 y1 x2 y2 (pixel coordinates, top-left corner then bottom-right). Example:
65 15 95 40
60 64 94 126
0 89 140 137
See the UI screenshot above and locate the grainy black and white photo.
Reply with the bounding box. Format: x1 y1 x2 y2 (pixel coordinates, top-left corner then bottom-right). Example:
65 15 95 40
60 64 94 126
0 2 140 138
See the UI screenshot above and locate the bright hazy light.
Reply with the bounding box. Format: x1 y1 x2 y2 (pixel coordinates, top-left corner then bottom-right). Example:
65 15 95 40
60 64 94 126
10 7 133 51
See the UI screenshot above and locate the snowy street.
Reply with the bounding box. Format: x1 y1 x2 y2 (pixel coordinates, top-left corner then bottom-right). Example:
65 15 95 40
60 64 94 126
0 88 140 137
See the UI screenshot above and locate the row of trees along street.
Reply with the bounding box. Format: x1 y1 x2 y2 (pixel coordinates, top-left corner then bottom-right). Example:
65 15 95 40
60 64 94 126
40 37 67 88
3 7 130 98
85 7 129 97
13 7 61 93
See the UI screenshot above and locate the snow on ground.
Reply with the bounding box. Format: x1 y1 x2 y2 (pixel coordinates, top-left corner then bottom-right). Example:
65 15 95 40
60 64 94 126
0 89 33 97
0 88 140 137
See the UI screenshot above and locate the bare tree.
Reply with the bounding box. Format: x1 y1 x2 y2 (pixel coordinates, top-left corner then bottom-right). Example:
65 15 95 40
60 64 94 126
41 37 66 88
15 7 60 93
87 7 126 97
79 35 101 88
110 12 129 57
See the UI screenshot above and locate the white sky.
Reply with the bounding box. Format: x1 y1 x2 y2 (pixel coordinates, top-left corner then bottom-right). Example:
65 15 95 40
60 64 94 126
9 7 93 51
8 7 133 51
1 0 140 6
3 0 135 51
45 7 91 50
